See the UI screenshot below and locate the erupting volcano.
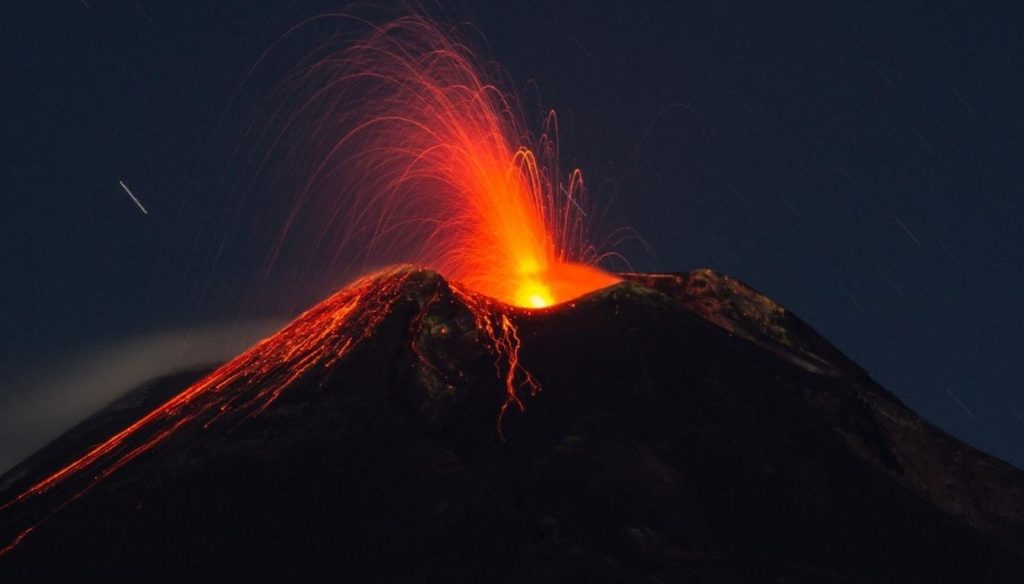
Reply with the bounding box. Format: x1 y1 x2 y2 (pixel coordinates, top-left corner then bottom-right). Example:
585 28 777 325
5 13 1024 584
1 15 620 558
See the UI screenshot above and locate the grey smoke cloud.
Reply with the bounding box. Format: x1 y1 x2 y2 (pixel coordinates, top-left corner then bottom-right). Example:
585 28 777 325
0 319 286 476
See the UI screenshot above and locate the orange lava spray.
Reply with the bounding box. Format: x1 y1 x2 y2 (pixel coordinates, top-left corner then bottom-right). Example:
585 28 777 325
266 15 618 307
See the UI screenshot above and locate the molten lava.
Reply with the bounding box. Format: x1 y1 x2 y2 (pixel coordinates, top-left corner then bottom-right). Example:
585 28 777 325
267 16 619 307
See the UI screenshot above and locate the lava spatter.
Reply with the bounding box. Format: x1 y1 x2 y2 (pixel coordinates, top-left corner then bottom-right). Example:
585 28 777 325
261 16 620 308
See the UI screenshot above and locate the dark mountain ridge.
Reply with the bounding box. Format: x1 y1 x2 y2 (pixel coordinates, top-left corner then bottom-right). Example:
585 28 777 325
2 266 1022 582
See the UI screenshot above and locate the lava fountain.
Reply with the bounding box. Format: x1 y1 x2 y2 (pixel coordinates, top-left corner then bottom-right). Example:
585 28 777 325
265 16 619 307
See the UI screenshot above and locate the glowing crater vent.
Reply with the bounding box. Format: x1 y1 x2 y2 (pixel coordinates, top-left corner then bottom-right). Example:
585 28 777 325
510 261 620 308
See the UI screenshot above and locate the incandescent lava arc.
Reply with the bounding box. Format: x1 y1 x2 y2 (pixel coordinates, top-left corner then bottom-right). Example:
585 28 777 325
263 16 621 308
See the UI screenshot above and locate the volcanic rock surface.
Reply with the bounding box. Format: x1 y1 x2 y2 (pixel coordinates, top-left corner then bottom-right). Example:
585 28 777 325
2 267 1024 582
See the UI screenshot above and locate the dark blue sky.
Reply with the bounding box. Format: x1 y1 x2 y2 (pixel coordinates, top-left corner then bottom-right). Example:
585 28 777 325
3 2 1023 467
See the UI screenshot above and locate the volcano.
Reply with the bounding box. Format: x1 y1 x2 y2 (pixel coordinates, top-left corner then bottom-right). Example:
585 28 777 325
2 267 1024 582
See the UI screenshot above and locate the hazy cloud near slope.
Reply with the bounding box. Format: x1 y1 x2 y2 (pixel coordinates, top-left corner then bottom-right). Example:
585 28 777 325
0 319 286 476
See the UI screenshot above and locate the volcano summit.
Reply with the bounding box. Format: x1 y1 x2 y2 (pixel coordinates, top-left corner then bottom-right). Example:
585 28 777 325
2 267 1024 582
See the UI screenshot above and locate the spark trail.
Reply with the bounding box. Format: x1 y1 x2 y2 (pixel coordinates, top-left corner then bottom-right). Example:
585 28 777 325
262 16 619 308
118 180 148 215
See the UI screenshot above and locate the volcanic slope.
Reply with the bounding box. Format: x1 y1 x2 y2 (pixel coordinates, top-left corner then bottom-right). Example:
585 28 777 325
2 266 1024 582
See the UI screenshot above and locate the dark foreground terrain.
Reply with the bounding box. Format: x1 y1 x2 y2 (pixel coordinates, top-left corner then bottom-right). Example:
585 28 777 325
2 267 1023 582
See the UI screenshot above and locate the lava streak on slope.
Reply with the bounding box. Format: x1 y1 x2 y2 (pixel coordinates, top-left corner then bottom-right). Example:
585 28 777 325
0 267 547 556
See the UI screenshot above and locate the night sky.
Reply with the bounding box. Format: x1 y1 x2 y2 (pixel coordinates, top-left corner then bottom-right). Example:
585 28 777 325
3 2 1023 470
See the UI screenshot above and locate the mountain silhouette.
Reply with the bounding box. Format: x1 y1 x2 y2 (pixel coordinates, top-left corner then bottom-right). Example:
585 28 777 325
2 266 1023 582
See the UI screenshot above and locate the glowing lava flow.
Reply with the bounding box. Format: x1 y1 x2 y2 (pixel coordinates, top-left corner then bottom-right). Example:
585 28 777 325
0 270 409 516
0 268 548 556
450 283 540 429
265 16 619 307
